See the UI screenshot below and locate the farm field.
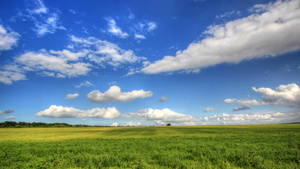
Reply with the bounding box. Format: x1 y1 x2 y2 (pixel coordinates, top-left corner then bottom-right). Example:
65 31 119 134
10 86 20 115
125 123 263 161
0 124 300 168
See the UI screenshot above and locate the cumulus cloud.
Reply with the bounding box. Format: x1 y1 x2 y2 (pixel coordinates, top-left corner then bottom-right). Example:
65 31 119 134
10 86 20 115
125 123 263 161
4 116 16 119
35 105 121 118
65 93 79 99
158 96 169 102
142 0 300 74
0 25 20 51
204 108 214 112
225 83 300 108
87 86 153 103
0 109 15 115
74 80 94 88
106 18 128 38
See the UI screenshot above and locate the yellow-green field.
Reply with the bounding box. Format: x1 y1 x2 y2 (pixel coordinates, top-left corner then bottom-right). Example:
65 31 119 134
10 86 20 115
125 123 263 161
1 124 300 168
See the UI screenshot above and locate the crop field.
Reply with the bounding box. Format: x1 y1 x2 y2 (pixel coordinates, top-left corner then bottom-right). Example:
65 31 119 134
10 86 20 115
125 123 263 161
0 124 300 168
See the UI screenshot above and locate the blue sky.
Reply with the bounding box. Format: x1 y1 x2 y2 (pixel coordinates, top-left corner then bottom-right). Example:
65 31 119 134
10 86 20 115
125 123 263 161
0 0 300 126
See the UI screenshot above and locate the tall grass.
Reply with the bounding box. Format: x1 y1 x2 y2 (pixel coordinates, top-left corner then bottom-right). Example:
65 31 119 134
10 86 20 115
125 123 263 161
0 124 299 168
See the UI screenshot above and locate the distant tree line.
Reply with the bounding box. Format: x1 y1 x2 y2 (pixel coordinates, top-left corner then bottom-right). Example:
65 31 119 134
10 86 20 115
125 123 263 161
0 121 91 128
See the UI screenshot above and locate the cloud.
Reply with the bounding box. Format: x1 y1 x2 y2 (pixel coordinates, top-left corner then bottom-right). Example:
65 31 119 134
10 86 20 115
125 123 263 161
125 122 141 126
134 34 146 40
0 25 20 51
4 116 16 119
70 35 144 68
87 86 153 103
233 105 251 111
124 108 197 123
0 109 15 115
158 96 169 102
204 108 214 112
131 21 157 40
224 98 263 106
35 105 121 118
74 81 94 88
15 49 91 78
225 83 300 108
111 122 118 127
28 0 48 14
24 0 66 36
147 22 157 31
0 70 26 85
200 111 300 125
142 0 300 74
106 18 128 38
65 93 79 99
0 34 144 85
216 10 240 19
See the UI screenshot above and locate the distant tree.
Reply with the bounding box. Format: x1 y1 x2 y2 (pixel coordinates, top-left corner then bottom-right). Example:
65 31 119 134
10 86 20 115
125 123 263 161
166 123 171 126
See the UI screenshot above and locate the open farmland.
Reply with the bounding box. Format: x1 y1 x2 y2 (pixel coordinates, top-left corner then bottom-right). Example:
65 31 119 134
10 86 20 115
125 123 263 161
0 124 300 168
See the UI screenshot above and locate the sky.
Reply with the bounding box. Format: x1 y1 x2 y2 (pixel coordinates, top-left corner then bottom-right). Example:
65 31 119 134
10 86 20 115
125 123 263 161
0 0 300 126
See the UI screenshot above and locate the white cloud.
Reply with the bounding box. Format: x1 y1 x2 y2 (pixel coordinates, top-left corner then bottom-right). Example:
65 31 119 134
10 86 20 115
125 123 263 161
111 122 118 127
33 12 66 36
70 35 144 68
200 111 300 125
35 105 121 118
0 70 26 85
37 71 55 77
134 34 146 40
14 0 65 36
74 80 94 88
224 98 263 106
0 25 20 51
4 116 16 119
142 0 300 74
106 18 128 38
158 96 169 102
204 108 214 112
65 93 79 99
0 34 144 84
16 50 91 78
124 108 197 123
28 0 48 14
225 83 300 108
147 22 157 31
87 86 153 103
131 21 157 40
216 10 240 19
0 109 15 115
125 122 141 126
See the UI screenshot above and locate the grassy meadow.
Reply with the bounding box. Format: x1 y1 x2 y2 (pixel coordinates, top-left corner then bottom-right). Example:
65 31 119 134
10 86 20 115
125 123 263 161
0 124 300 168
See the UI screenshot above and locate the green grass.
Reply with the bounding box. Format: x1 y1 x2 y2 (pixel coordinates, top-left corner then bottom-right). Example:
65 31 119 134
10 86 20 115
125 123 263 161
0 124 300 168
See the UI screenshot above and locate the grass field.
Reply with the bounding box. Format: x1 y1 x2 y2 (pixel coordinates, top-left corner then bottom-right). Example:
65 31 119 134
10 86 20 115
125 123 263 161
0 124 299 168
